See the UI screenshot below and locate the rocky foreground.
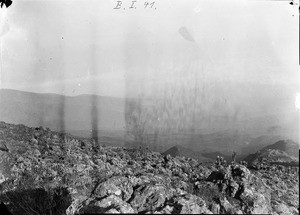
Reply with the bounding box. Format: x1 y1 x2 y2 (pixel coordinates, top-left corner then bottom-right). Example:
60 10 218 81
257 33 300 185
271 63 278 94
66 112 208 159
0 121 299 214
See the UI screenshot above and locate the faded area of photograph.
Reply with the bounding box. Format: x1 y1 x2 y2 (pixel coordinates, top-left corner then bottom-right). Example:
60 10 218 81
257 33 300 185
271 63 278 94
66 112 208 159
0 0 299 214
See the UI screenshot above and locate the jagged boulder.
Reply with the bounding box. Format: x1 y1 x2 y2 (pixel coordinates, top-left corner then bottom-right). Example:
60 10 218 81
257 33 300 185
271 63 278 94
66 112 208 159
66 195 90 215
170 194 212 214
240 186 271 214
210 202 220 214
205 163 273 214
95 195 136 213
231 164 251 181
219 197 242 214
226 178 239 197
79 195 136 214
129 183 173 213
273 203 294 215
93 176 134 201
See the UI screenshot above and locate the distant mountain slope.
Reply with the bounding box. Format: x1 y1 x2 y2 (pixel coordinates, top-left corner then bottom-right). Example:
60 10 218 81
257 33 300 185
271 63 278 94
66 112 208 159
244 139 299 167
0 89 126 132
156 132 288 159
0 89 297 156
240 135 286 155
261 139 299 158
162 145 212 162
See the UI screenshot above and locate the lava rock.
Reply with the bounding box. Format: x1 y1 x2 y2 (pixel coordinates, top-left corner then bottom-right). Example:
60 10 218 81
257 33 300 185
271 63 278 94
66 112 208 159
171 194 212 214
94 176 134 201
130 183 171 213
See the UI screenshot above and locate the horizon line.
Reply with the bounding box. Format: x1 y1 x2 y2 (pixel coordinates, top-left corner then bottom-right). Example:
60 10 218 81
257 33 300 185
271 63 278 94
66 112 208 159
0 88 132 99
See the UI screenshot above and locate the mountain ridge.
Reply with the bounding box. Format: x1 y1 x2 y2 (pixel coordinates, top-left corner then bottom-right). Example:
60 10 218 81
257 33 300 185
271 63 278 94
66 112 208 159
0 89 297 156
244 139 299 168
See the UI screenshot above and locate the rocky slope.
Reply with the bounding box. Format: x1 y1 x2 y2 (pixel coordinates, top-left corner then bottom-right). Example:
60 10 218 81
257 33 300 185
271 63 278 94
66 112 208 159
0 121 298 214
244 139 299 168
261 139 299 158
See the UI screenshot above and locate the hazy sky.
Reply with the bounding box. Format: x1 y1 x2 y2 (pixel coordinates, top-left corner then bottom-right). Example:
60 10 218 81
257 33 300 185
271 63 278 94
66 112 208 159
0 0 299 98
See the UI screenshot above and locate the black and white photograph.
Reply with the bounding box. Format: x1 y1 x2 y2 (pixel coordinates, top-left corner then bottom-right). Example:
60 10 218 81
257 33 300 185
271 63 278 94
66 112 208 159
0 0 299 214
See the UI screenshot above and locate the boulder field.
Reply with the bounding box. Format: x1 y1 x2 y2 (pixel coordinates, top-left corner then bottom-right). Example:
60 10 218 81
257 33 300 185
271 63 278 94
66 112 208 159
0 121 298 214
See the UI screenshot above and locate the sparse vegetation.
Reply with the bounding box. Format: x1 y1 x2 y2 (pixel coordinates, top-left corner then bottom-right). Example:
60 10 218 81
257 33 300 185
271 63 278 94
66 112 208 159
231 151 237 163
214 156 227 168
239 160 248 167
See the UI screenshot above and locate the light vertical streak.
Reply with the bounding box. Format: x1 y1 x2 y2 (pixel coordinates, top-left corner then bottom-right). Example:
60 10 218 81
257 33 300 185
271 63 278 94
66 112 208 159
0 8 5 90
0 38 2 89
296 93 300 148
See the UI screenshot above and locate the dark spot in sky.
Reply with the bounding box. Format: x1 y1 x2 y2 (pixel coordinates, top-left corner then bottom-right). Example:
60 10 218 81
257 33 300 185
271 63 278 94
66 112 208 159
62 37 64 39
178 27 195 43
0 0 12 8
